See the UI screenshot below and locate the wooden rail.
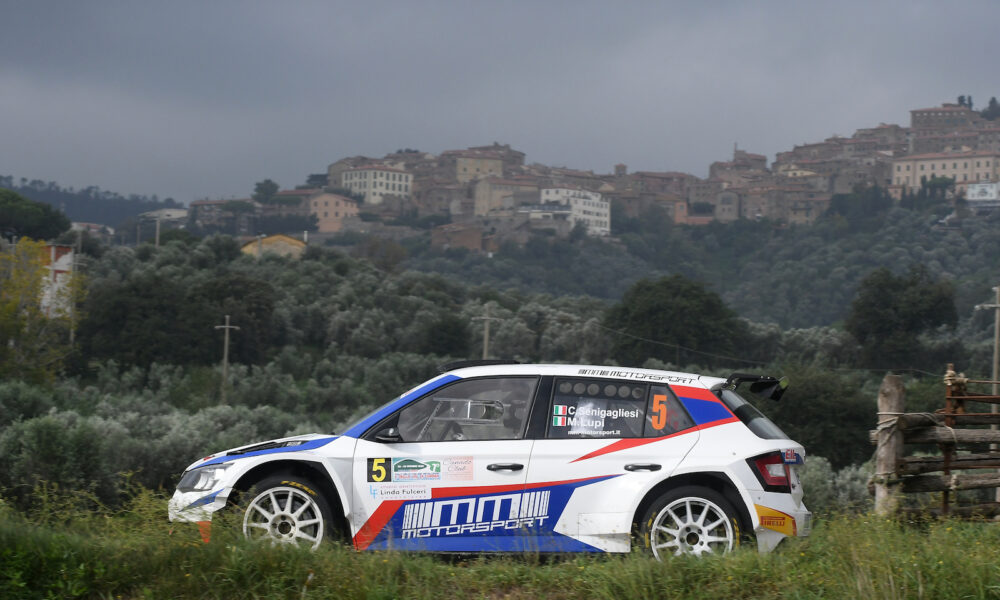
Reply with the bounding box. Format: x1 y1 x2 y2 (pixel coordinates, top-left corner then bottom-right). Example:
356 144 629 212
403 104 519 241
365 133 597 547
871 364 1000 517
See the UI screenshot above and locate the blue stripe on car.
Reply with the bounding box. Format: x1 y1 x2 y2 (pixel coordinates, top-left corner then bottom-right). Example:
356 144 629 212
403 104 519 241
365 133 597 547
341 374 461 438
678 396 734 425
198 436 339 467
182 489 222 511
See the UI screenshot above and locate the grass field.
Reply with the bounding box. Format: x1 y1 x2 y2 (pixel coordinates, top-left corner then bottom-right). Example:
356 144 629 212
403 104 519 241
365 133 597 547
3 488 1000 599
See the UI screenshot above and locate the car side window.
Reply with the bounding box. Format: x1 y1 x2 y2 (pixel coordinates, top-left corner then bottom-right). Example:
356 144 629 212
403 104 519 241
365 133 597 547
546 379 647 439
643 385 695 437
396 377 537 442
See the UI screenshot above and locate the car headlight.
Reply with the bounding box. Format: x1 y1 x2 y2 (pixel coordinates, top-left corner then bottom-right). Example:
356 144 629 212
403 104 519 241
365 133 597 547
177 464 232 493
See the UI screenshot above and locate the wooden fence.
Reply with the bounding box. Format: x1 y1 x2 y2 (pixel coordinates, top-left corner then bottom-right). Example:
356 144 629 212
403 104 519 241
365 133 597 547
871 365 1000 517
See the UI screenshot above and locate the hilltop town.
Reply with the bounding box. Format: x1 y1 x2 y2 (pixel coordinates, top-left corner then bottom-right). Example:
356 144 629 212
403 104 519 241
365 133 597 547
178 97 1000 253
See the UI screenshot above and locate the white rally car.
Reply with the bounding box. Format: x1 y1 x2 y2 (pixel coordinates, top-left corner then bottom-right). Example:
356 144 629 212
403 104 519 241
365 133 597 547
168 362 810 557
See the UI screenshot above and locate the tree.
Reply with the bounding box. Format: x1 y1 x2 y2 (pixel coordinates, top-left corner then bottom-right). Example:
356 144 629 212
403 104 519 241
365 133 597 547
352 237 407 272
78 272 210 367
0 188 71 240
0 238 82 382
252 179 280 204
982 96 1000 121
605 275 748 368
845 266 957 370
304 173 329 188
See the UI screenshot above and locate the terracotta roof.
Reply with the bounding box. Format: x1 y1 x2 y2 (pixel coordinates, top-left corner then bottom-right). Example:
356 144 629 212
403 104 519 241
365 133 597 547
482 177 538 186
440 149 505 160
911 105 973 113
347 165 408 173
635 171 693 179
191 198 246 206
896 150 1000 160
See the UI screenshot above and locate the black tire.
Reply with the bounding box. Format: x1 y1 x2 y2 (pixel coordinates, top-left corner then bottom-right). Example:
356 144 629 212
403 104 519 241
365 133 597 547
239 474 335 549
639 485 741 559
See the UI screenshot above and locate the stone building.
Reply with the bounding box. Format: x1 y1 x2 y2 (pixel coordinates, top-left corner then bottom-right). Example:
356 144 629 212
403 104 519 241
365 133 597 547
341 165 412 205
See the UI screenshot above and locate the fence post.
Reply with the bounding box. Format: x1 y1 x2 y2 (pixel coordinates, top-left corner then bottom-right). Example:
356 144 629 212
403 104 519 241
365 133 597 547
875 374 905 516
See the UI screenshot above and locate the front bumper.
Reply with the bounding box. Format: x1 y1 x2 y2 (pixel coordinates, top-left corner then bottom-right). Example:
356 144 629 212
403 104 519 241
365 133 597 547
167 487 231 524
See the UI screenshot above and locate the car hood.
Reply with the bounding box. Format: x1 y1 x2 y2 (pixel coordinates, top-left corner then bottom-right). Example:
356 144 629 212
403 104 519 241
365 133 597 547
183 433 339 471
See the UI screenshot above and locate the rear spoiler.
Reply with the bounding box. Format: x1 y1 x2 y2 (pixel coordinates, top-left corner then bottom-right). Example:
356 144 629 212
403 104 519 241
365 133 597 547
724 373 789 401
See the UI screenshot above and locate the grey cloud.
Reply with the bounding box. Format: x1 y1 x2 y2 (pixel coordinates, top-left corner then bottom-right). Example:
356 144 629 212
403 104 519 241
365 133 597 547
0 1 997 204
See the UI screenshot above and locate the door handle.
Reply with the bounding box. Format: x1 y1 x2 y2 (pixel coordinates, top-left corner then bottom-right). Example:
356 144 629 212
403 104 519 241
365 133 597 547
624 463 662 472
487 463 524 472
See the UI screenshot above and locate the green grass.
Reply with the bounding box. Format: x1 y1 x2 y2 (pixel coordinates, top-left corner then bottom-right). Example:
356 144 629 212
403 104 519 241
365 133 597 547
4 489 1000 599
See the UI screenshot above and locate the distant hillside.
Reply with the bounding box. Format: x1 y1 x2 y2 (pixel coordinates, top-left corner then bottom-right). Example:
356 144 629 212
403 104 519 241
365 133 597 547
405 190 1000 330
0 175 180 227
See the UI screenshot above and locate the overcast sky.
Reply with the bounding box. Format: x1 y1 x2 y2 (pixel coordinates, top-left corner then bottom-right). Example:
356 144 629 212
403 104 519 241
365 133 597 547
1 1 997 204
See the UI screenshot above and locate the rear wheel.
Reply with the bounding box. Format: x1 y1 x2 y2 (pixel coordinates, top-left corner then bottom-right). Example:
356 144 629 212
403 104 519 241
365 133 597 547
640 486 740 558
241 475 334 549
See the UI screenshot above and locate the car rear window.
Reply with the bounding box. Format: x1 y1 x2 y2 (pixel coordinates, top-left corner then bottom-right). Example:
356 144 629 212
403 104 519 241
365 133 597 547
716 388 788 440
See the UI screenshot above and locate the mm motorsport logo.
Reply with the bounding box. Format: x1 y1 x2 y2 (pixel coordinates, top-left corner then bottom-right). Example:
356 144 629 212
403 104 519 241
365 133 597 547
400 490 551 539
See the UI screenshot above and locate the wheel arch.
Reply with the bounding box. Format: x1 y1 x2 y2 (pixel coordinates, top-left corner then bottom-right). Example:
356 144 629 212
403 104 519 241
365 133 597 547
632 471 754 539
230 459 349 539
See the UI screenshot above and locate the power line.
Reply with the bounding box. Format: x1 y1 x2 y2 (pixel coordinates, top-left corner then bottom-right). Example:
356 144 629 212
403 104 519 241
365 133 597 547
594 323 767 366
597 323 947 377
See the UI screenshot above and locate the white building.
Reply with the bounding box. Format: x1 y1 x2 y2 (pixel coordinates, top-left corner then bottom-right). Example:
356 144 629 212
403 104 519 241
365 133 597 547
539 187 610 236
966 182 1000 211
41 244 75 318
340 165 412 205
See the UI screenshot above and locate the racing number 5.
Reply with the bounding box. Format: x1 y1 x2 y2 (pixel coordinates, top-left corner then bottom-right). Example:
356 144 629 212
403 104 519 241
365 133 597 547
650 394 668 431
367 458 390 482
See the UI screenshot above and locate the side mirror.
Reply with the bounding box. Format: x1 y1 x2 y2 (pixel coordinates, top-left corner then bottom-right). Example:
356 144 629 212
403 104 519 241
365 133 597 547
374 427 402 443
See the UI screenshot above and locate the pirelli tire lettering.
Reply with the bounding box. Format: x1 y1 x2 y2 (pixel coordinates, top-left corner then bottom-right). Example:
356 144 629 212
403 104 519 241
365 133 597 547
281 480 317 496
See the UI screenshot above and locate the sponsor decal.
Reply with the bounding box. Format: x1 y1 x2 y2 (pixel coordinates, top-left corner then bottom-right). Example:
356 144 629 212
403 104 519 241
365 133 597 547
369 483 431 501
754 504 797 536
400 490 551 539
783 450 804 465
576 368 693 384
368 457 474 483
355 474 622 552
444 456 474 481
393 458 442 481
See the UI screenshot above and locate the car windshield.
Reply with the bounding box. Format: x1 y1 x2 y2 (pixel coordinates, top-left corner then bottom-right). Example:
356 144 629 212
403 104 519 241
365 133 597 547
337 395 401 435
715 388 788 440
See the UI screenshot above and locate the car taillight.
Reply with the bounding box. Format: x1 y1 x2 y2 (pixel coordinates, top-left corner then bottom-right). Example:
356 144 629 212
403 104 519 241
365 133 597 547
748 452 791 493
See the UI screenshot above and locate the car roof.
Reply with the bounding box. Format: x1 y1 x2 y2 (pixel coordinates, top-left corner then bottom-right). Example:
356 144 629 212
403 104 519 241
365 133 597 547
441 363 725 389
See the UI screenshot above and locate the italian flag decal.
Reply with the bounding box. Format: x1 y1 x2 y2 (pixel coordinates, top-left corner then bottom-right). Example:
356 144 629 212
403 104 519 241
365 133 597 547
552 416 567 426
553 405 568 415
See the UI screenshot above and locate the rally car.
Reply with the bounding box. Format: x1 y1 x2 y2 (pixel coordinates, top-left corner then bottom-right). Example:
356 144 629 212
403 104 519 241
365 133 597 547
168 362 810 557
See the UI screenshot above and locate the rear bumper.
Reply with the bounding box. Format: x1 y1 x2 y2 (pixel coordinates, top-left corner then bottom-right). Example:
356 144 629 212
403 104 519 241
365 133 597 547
750 492 811 552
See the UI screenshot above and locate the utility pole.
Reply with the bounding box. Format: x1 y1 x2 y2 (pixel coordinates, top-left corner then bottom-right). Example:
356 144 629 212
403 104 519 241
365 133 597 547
69 230 82 345
473 303 502 360
215 315 240 404
975 285 1000 502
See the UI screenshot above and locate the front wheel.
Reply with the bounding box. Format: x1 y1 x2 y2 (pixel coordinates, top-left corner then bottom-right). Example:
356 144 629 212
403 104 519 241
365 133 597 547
241 475 334 549
640 486 740 558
